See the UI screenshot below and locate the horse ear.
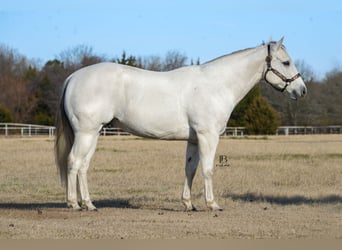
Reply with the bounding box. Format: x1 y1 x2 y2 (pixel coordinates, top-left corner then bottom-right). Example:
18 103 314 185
274 37 284 51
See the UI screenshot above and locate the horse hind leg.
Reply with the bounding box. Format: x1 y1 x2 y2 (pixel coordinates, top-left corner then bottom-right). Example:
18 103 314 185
67 132 99 211
182 142 199 211
78 134 99 211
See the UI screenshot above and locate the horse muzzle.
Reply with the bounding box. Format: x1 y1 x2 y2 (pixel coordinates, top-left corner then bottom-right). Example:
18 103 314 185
290 84 307 100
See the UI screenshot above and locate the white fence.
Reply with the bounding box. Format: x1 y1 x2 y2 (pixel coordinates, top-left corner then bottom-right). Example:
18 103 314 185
101 126 246 136
1 123 342 137
0 123 55 137
276 126 342 135
101 127 132 136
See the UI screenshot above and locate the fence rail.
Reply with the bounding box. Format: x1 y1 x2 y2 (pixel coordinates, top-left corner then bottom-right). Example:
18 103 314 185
276 126 342 135
0 123 55 137
1 123 342 137
101 127 247 136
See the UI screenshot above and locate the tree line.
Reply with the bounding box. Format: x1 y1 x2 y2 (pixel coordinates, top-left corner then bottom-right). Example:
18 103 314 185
0 44 341 134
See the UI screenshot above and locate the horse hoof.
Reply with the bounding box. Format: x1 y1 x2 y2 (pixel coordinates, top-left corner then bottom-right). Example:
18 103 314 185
184 205 197 212
85 207 98 212
207 201 223 211
81 200 98 211
191 206 198 212
182 199 197 212
67 202 82 211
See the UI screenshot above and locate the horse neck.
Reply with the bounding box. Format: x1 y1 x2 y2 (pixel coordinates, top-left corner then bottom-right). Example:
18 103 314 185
204 45 267 105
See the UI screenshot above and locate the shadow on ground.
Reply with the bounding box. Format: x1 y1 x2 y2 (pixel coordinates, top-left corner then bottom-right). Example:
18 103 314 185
224 193 342 205
2 193 340 211
93 198 140 209
0 198 139 210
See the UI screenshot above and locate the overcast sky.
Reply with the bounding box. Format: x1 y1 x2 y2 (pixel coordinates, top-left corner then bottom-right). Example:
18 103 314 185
1 0 342 79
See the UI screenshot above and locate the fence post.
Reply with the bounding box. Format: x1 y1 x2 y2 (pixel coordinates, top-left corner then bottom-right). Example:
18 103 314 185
49 127 54 137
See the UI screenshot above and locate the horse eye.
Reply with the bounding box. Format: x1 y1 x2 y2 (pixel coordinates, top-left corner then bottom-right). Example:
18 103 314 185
282 61 290 66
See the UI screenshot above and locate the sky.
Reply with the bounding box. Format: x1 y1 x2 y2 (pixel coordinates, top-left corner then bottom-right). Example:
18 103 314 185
1 0 342 79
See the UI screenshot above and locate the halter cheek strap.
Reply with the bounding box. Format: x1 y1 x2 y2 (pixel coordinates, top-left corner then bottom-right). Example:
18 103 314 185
264 44 301 92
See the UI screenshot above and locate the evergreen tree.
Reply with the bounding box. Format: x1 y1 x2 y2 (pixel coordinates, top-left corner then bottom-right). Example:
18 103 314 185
228 85 260 126
228 84 280 134
244 95 280 134
115 51 139 67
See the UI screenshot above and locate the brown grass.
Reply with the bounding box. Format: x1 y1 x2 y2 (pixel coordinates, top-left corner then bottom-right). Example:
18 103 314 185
0 135 341 239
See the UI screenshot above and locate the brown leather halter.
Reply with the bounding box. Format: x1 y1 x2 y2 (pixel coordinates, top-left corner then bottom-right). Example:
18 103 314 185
264 43 301 92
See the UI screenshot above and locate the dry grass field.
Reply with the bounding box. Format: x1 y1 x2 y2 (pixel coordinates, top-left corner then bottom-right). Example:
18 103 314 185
0 135 341 239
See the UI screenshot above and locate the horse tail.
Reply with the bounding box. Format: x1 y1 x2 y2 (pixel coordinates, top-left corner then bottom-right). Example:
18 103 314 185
54 76 74 187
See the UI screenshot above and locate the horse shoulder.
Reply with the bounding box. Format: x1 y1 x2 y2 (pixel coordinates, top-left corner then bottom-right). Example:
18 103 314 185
184 80 234 135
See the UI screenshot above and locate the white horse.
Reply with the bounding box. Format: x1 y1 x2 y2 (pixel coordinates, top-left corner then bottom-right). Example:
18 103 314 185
55 38 306 211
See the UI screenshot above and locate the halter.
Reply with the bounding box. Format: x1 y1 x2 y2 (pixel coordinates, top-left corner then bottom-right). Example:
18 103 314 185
264 43 301 92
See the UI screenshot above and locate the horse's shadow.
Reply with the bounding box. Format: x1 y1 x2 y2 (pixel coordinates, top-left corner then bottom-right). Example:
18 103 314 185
224 192 342 205
0 198 139 210
1 193 341 211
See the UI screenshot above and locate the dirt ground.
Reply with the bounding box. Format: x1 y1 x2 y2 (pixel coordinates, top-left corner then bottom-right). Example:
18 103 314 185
0 135 341 239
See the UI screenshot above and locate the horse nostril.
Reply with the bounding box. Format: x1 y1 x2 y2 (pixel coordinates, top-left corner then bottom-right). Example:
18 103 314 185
302 87 307 97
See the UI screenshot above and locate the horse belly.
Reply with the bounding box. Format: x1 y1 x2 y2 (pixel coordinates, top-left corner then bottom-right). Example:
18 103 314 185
120 121 190 140
118 111 190 140
117 97 190 140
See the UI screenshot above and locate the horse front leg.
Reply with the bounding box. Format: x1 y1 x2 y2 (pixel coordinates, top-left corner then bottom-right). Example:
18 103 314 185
182 142 199 211
197 132 223 211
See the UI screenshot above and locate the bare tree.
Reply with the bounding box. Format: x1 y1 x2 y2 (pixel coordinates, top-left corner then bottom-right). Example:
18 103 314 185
114 50 188 72
58 45 103 69
295 59 316 82
0 45 35 122
142 55 162 71
162 50 187 71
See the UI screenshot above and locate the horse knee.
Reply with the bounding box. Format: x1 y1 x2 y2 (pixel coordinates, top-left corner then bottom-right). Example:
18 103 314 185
201 167 213 179
78 167 87 174
78 166 89 179
67 155 82 174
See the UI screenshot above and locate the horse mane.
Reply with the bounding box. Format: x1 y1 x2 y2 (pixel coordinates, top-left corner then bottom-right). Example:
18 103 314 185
203 46 257 65
203 41 286 65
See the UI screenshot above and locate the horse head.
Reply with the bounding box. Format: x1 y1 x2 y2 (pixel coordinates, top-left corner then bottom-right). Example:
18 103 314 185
264 37 307 100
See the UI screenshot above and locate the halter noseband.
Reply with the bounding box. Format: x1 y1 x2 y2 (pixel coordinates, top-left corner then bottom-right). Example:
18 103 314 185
264 43 301 92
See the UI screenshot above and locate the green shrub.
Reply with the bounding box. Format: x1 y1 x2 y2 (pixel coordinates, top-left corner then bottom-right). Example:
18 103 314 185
0 105 13 122
33 112 54 125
